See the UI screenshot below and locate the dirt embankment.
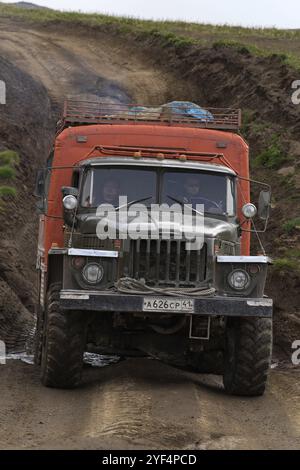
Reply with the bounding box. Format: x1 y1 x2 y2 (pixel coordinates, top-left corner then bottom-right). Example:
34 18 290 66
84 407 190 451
0 54 54 347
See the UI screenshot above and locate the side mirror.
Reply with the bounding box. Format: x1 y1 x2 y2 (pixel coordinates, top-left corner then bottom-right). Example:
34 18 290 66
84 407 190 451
34 169 47 213
34 169 46 197
258 189 271 221
35 198 45 214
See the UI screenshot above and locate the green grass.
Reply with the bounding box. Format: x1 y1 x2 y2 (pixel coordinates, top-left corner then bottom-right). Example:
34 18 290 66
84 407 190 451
0 149 20 166
0 150 19 201
0 165 16 179
288 248 300 258
253 135 285 169
0 4 299 39
0 186 17 197
251 122 271 133
1 3 300 69
213 39 262 55
212 40 300 69
137 29 197 49
272 257 300 274
241 114 272 137
283 218 300 234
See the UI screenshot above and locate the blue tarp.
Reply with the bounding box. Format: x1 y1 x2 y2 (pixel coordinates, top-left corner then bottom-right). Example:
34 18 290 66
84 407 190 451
163 101 214 121
124 102 214 122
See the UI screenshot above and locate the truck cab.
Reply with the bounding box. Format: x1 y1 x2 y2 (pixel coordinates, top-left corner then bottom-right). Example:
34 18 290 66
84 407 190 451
35 101 272 395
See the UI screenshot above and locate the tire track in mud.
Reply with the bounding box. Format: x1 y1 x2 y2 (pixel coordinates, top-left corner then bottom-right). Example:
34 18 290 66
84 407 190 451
0 359 299 449
83 375 195 449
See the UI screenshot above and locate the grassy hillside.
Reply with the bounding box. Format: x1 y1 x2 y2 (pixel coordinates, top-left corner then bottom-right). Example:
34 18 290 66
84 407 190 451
1 3 300 70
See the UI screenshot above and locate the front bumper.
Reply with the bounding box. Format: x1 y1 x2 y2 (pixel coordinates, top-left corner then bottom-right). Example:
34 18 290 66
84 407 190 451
59 290 273 317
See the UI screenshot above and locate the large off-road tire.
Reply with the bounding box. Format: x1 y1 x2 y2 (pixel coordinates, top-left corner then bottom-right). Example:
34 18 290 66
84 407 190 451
40 283 86 389
223 316 272 396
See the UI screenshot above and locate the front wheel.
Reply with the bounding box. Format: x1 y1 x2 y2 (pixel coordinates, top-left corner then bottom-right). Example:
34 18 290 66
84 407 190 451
223 316 272 396
40 283 87 388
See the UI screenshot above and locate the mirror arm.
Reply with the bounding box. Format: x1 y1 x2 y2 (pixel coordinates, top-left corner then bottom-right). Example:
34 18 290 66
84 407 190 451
237 175 271 191
240 216 269 233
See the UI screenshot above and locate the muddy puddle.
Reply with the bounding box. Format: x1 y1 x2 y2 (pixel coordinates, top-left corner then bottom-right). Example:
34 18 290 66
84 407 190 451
5 350 121 368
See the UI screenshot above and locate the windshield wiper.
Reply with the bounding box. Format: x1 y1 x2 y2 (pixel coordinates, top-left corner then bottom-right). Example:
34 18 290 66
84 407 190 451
166 195 204 216
115 196 153 211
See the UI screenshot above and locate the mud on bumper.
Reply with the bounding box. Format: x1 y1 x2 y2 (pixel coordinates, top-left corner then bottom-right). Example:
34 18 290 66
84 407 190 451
59 290 273 317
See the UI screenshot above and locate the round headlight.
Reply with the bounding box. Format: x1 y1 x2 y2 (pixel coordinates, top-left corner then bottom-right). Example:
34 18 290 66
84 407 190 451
228 269 250 290
82 263 103 284
63 195 78 211
242 203 257 219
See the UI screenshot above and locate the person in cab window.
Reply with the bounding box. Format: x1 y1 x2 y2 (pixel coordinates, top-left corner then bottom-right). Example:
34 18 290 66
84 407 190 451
83 177 120 207
183 175 223 214
100 178 120 206
183 175 201 204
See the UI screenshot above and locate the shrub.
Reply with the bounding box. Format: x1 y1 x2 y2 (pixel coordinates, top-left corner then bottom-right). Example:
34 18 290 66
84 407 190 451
0 149 19 166
272 257 300 274
0 150 19 201
282 218 300 234
212 40 261 55
0 186 17 197
253 135 285 169
0 165 16 179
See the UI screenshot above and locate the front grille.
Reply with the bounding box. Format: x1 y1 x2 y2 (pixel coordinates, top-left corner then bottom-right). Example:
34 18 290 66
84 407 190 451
63 231 111 249
130 239 207 287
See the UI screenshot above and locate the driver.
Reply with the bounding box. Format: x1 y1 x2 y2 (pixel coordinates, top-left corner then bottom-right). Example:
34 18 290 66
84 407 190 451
183 175 201 203
101 178 120 205
83 178 120 207
183 175 223 214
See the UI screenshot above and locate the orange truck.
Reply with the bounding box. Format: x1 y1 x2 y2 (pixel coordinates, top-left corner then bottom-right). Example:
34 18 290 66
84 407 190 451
34 100 273 395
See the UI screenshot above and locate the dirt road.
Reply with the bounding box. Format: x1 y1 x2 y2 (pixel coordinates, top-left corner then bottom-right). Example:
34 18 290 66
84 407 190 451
0 358 299 450
0 19 195 105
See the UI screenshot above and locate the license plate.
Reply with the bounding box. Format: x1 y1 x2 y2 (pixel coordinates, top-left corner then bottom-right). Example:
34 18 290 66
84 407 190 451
143 297 194 313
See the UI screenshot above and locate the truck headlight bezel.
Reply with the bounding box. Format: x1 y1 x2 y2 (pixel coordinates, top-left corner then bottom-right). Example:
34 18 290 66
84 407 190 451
242 203 257 219
227 269 250 291
82 262 104 284
63 194 78 211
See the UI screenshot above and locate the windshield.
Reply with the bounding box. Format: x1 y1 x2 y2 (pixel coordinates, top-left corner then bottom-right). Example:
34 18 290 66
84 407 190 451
81 167 157 207
161 170 235 216
80 166 235 216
